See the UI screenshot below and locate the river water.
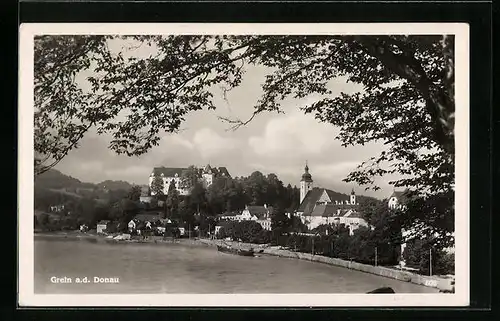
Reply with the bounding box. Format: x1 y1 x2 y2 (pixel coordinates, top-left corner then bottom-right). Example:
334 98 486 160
34 238 437 294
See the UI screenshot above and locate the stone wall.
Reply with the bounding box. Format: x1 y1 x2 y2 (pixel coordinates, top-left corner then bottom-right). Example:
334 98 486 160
261 247 454 291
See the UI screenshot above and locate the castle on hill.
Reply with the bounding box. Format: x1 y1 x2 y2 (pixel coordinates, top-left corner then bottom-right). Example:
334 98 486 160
148 164 231 196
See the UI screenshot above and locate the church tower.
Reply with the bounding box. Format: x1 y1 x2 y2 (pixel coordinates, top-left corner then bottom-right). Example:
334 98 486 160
300 162 314 204
350 188 356 205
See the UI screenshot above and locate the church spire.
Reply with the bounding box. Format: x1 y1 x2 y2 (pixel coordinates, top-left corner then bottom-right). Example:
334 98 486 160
300 161 313 204
301 161 312 182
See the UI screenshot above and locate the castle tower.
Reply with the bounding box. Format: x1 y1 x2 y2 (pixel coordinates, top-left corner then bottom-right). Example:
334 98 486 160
300 162 314 204
350 188 356 205
202 164 214 188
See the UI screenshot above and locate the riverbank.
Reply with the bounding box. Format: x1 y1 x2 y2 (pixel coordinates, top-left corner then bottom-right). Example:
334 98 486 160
34 232 454 292
34 231 206 247
197 238 455 292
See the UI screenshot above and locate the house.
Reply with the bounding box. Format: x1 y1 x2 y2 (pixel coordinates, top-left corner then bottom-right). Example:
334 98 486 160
127 219 136 232
244 205 273 230
139 196 154 204
217 211 240 221
217 206 273 230
388 189 410 210
49 204 65 213
386 190 455 266
134 213 163 225
257 218 272 231
129 212 167 232
149 164 231 196
96 220 110 234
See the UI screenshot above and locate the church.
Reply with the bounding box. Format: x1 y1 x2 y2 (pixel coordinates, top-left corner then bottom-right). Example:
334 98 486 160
148 164 231 196
295 163 369 234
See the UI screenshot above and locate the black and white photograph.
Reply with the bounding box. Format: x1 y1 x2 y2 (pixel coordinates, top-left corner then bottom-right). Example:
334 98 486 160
18 23 469 307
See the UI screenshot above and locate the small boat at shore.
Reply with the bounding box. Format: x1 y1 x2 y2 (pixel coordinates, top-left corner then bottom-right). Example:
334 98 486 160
217 245 255 257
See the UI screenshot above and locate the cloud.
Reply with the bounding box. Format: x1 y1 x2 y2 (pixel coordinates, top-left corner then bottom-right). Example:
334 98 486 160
192 128 237 159
314 161 361 179
162 135 194 150
248 111 339 158
105 165 152 182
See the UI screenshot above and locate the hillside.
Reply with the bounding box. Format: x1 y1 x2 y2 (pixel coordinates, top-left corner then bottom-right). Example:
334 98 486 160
96 180 133 191
34 169 95 190
34 169 138 210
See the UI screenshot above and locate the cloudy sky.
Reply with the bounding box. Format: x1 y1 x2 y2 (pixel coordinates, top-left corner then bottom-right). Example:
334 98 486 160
52 38 396 199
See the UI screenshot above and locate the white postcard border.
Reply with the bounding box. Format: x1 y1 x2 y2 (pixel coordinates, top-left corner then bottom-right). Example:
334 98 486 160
18 23 470 307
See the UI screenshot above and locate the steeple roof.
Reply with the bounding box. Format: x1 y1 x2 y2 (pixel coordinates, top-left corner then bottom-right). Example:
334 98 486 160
301 162 313 182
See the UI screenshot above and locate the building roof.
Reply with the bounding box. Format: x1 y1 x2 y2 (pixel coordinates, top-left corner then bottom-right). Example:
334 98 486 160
310 204 337 217
297 188 322 212
217 167 231 177
203 164 213 173
389 189 411 204
97 220 110 224
152 167 187 177
153 165 231 178
245 205 274 219
217 211 239 217
298 188 356 215
300 164 313 182
308 204 363 218
344 211 364 219
324 189 353 203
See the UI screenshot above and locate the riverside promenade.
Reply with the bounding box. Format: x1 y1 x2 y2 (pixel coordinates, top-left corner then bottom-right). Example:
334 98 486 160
198 238 455 292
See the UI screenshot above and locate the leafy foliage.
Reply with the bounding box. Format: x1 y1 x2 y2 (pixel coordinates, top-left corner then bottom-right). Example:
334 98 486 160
217 220 267 243
179 166 202 190
166 180 180 218
127 185 142 202
403 238 455 275
270 203 291 239
34 35 455 245
150 175 165 198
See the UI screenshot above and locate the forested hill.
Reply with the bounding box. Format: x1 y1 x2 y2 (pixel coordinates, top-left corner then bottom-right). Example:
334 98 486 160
34 169 135 192
34 169 140 212
34 169 95 190
96 180 133 191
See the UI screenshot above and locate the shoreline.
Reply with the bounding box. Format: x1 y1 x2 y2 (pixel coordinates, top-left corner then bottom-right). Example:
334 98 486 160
197 239 453 292
34 232 454 292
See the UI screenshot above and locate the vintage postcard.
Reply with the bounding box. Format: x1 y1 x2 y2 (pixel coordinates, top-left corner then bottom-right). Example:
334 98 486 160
18 23 469 307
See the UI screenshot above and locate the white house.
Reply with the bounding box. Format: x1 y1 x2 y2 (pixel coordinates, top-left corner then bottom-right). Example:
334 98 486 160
388 190 409 210
243 205 273 230
140 196 154 204
96 220 110 234
128 220 136 232
257 218 272 231
218 205 273 230
50 204 65 213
